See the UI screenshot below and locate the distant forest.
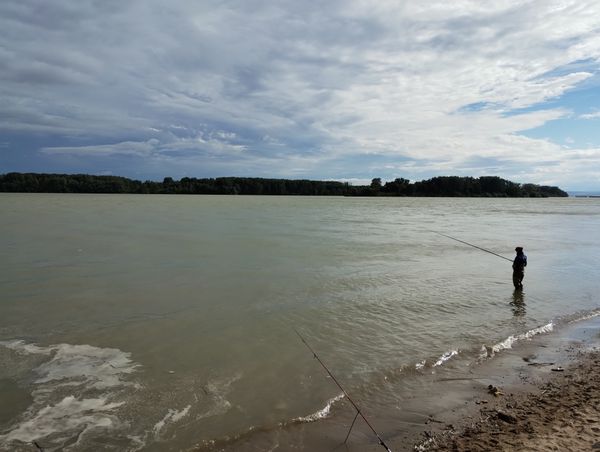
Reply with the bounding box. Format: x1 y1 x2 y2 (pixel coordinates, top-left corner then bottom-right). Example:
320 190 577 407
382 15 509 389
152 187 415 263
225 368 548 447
0 172 568 197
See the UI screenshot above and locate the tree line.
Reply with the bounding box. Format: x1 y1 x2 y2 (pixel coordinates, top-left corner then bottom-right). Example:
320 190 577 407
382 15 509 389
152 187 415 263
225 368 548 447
0 172 568 197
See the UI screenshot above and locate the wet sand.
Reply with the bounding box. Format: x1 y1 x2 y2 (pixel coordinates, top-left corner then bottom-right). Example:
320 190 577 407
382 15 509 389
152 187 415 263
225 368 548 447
419 349 600 451
413 318 600 452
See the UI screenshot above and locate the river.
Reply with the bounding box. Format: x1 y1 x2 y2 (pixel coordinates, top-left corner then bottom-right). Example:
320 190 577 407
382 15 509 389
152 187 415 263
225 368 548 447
1 194 599 451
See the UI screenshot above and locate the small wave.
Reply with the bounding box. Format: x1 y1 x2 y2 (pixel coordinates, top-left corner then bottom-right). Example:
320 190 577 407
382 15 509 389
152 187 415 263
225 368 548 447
433 350 458 367
129 373 241 449
566 308 600 324
196 393 346 451
293 393 345 423
482 322 554 358
415 359 426 370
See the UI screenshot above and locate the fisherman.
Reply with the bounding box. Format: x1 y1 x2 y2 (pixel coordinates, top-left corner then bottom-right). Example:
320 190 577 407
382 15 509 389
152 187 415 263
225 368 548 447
512 247 527 289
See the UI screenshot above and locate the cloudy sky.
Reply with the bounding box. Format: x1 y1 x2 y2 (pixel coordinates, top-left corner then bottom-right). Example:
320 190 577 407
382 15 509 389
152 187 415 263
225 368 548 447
1 1 600 190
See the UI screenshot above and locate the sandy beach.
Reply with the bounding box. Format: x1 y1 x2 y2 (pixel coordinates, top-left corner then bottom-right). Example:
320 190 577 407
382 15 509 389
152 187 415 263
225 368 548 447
415 325 600 451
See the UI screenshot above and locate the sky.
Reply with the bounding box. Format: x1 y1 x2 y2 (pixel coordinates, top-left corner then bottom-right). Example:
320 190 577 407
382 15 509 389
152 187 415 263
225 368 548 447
1 1 600 191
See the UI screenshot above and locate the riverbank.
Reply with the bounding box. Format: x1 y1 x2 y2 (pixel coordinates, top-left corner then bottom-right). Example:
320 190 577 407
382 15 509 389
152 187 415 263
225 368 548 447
188 314 600 452
414 316 600 451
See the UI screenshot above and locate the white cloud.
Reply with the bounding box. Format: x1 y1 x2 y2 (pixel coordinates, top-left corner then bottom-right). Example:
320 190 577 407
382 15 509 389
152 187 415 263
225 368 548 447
579 111 600 119
41 133 246 158
41 140 160 157
1 0 600 187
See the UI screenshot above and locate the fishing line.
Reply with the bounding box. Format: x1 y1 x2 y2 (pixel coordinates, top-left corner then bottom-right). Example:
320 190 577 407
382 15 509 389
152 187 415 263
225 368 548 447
293 328 393 452
431 231 513 262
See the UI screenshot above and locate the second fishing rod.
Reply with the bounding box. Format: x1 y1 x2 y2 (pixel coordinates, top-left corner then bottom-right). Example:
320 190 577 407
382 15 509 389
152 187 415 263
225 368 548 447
294 328 393 452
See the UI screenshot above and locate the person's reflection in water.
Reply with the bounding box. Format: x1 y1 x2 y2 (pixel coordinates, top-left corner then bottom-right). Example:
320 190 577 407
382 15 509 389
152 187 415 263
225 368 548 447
510 288 526 317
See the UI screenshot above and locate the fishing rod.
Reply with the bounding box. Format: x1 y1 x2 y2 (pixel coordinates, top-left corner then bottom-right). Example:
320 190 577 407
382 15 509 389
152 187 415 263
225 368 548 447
294 328 393 452
432 231 513 262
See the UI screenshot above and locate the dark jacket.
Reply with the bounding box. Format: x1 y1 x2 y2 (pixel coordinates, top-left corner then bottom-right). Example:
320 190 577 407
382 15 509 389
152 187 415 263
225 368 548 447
513 253 527 271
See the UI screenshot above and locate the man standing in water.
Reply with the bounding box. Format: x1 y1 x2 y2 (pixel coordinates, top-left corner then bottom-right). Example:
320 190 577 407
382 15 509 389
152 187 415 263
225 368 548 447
512 246 527 289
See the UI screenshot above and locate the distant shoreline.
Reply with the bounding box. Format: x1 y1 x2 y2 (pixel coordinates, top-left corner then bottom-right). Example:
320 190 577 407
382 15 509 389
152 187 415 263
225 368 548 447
0 172 568 197
570 191 600 198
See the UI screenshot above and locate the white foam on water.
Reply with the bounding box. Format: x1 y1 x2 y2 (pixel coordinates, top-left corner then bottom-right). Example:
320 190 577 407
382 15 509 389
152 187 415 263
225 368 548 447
433 350 458 367
293 393 345 423
153 405 192 437
0 339 54 355
415 359 426 370
483 322 554 358
0 340 139 389
196 399 232 421
35 343 139 389
1 396 123 443
127 434 147 451
131 373 241 448
0 340 139 449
